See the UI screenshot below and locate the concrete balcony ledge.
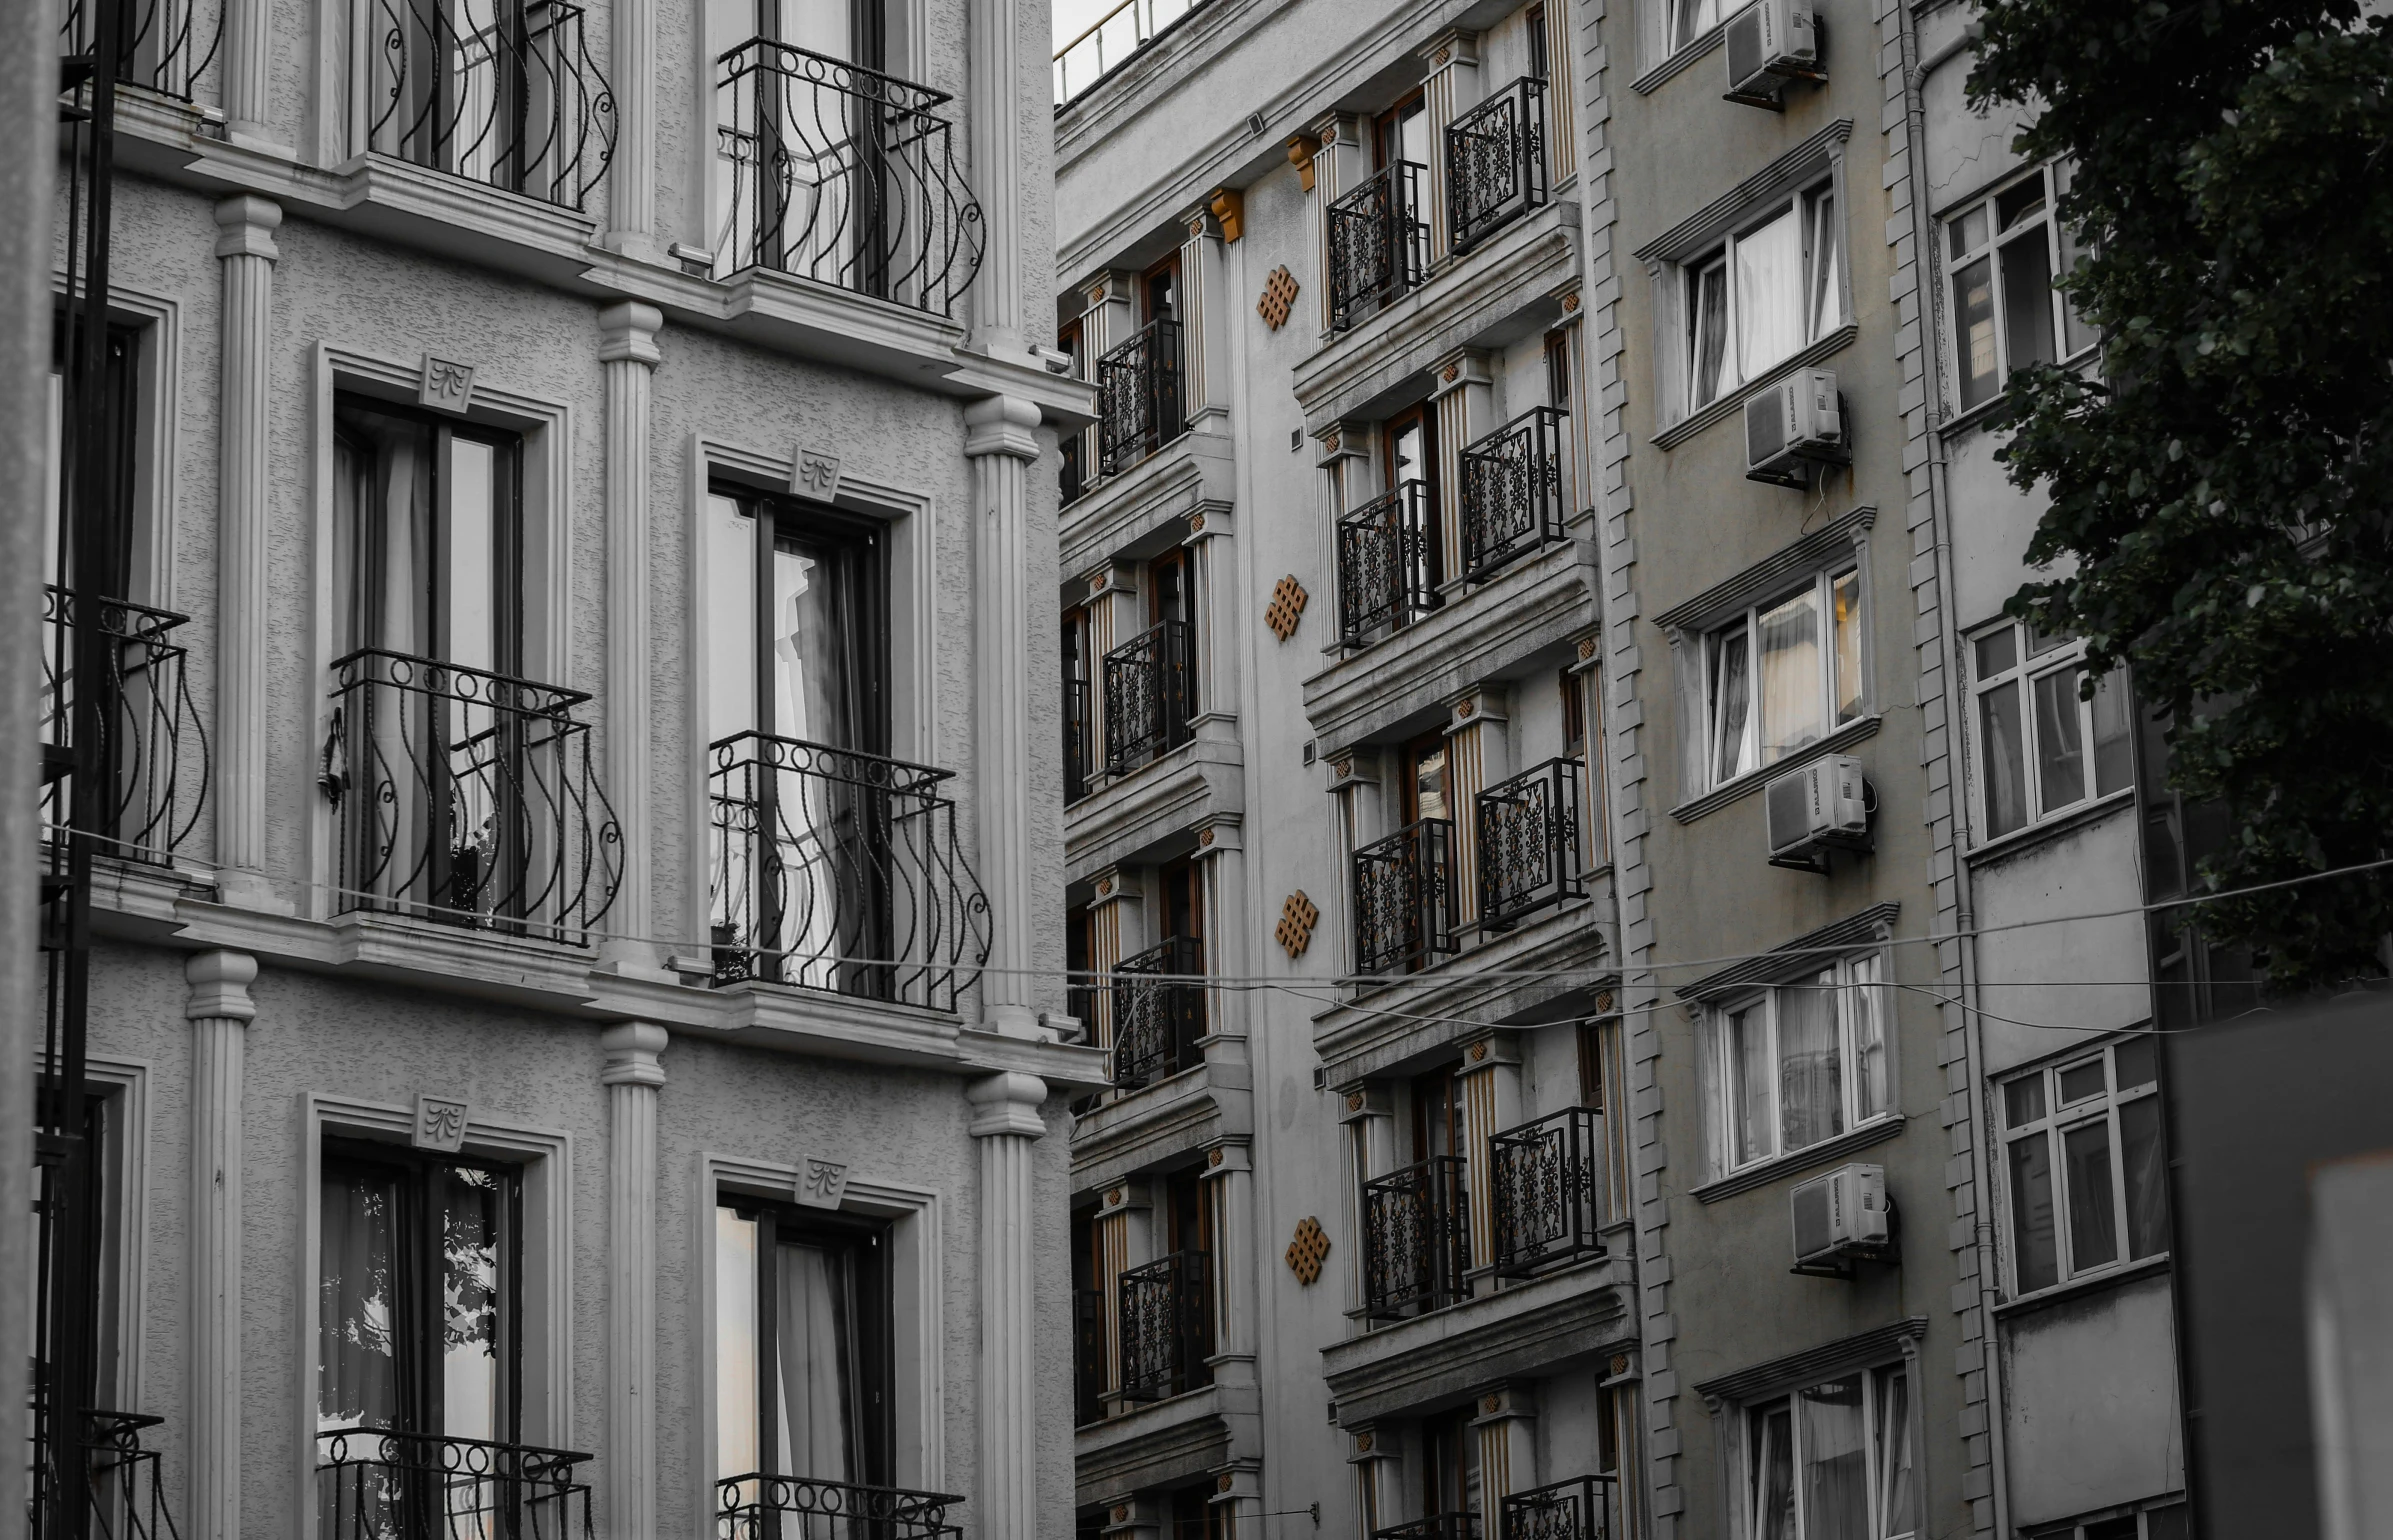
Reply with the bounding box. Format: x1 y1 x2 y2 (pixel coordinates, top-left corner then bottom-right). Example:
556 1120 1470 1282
1075 1377 1261 1505
1062 427 1236 576
1323 1253 1635 1427
1067 735 1245 881
1071 1039 1254 1192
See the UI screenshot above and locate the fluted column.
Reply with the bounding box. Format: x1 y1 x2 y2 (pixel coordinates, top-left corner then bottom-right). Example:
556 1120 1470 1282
185 950 257 1540
598 305 663 972
965 396 1042 1032
1429 345 1494 593
212 197 281 910
967 1072 1048 1540
601 1024 668 1540
966 0 1025 348
1174 203 1230 428
1472 1384 1537 1527
1456 1031 1520 1284
1305 115 1366 336
1444 684 1509 931
603 0 656 255
1420 31 1483 269
221 0 278 148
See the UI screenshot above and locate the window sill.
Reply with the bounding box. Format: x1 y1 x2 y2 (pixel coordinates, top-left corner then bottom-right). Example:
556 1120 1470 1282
1653 323 1859 452
1690 1114 1906 1203
1668 713 1881 825
1992 1253 2172 1319
1963 788 2136 868
1631 23 1728 95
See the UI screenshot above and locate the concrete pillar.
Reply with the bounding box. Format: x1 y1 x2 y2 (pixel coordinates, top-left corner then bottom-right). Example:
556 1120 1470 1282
1419 31 1484 268
1094 1178 1151 1414
1200 1140 1256 1365
1456 1031 1522 1288
966 0 1026 350
184 950 257 1540
1472 1383 1538 1528
1325 753 1382 976
1192 816 1243 1042
1445 685 1511 931
1430 345 1496 591
604 0 657 256
212 196 282 910
963 396 1043 1032
1184 514 1235 738
1349 1426 1401 1537
1175 202 1232 429
601 1023 667 1540
1339 1084 1394 1324
1317 420 1373 658
1306 114 1367 335
1087 865 1139 1067
966 1072 1049 1540
221 0 279 148
1212 1467 1263 1540
597 304 663 973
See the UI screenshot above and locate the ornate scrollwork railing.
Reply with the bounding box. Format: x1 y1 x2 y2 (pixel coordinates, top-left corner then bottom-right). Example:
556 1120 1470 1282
41 586 209 863
323 648 621 942
1352 816 1457 977
1459 405 1569 583
1446 75 1549 253
32 1409 185 1540
1117 1249 1212 1402
1097 317 1186 476
1109 935 1205 1090
707 731 992 1013
1336 480 1441 648
1475 756 1585 930
713 38 985 315
1361 1153 1470 1319
1489 1105 1608 1278
315 1427 593 1540
58 0 222 101
1327 161 1428 331
1101 618 1194 776
716 1473 964 1540
1501 1475 1615 1540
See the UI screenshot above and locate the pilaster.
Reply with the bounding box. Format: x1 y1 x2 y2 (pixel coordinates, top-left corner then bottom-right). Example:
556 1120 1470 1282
1316 420 1374 659
1445 684 1510 930
600 1023 667 1540
1471 1383 1539 1524
1347 1426 1401 1539
211 197 283 911
1339 1083 1394 1324
1183 511 1236 736
220 0 280 148
964 396 1044 1033
602 0 657 255
967 1072 1049 1540
184 950 257 1540
1306 115 1367 335
1199 1141 1256 1362
598 303 664 974
1455 1030 1522 1287
1087 865 1141 1063
1430 346 1496 590
1094 1177 1151 1414
966 0 1025 349
1192 816 1244 1041
1175 202 1232 427
1419 31 1484 268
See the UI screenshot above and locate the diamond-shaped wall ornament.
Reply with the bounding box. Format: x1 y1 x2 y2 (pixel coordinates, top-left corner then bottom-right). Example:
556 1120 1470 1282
1264 575 1308 641
1258 265 1301 330
1286 1216 1331 1284
1275 891 1318 958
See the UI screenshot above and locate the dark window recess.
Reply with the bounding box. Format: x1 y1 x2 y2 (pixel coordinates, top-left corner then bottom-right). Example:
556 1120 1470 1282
1112 860 1206 1090
1102 551 1199 775
1063 606 1095 803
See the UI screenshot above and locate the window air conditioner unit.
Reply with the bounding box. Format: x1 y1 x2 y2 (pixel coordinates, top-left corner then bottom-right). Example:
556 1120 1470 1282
1790 1162 1894 1274
1724 0 1824 107
1745 369 1845 487
1764 753 1870 872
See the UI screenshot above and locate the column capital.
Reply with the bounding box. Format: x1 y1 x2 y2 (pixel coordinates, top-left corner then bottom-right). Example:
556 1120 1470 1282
599 1022 669 1087
597 301 665 366
966 1071 1047 1138
184 950 258 1021
963 394 1042 461
1419 27 1480 69
1428 344 1496 399
212 195 282 262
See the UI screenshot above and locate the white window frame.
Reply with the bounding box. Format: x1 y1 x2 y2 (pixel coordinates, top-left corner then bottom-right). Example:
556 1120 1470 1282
1940 163 2099 416
2023 1496 2189 1540
1682 178 1844 414
1696 562 1865 793
1964 619 2134 845
1737 1359 1921 1540
1997 1038 2169 1299
45 281 182 609
1704 951 1894 1178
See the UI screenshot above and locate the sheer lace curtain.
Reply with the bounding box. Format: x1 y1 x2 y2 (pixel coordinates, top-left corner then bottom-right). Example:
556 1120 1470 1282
774 1239 863 1484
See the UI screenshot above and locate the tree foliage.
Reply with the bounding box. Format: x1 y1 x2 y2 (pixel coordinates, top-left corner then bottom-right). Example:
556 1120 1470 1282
1968 0 2393 989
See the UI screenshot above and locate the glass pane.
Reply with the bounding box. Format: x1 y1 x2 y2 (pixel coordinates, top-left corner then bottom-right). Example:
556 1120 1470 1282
1673 0 1720 47
2063 1120 2121 1271
1735 205 1805 381
444 438 499 672
774 1239 863 1481
1999 232 2057 372
2004 1074 2046 1129
2142 1501 2191 1540
1947 204 1988 262
2058 1057 2106 1104
2031 664 2087 815
1847 955 1890 1122
319 1165 403 1431
1831 569 1863 724
1691 260 1730 408
1798 1378 1869 1540
2119 1095 2169 1260
1977 680 2029 838
2113 1037 2157 1090
772 538 861 750
1995 180 2046 233
1710 624 1753 784
1874 1366 1916 1538
716 1209 761 1481
1728 1004 1774 1166
1778 972 1845 1152
1971 625 2016 680
2054 192 2098 355
1752 1403 1796 1540
1413 743 1450 823
1757 583 1826 764
1808 189 1842 339
2008 1135 2059 1293
704 496 758 746
2090 670 2133 795
1952 256 1998 410
438 1166 506 1444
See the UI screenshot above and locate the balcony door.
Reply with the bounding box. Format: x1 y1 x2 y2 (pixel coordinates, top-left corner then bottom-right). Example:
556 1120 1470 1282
1411 1062 1463 1164
1375 89 1429 172
1419 1407 1482 1530
1384 405 1441 609
715 1201 893 1494
1150 546 1199 723
711 0 891 283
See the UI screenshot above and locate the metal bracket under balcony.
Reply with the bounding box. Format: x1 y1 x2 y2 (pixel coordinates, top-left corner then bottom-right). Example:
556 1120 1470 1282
1489 1105 1608 1279
1459 406 1569 584
1109 935 1205 1090
1117 1248 1213 1402
1097 317 1186 477
1327 162 1428 332
42 585 208 864
716 1474 964 1540
317 1427 594 1540
1502 1475 1616 1540
1475 756 1585 931
1362 1153 1471 1319
1101 619 1194 777
1336 480 1441 649
1447 76 1550 255
1352 816 1457 977
33 1409 182 1540
713 38 986 315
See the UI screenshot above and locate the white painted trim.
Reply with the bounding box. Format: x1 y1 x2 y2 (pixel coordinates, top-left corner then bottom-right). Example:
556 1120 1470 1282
45 275 184 610
84 1056 155 1415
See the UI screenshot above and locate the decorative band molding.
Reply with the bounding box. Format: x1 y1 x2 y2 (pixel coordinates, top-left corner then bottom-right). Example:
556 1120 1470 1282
1679 901 1901 1004
1654 505 1877 633
1667 714 1882 826
1688 1113 1907 1203
1632 118 1856 265
1692 1316 1929 1406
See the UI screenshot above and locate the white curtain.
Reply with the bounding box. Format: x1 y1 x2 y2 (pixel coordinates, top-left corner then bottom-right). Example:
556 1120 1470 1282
1808 190 1842 340
318 1167 401 1432
1777 970 1844 1152
1735 205 1804 383
1757 584 1824 764
1727 1004 1773 1167
1874 1367 1916 1537
1690 261 1730 407
1846 956 1890 1122
716 1209 762 1484
1709 626 1752 784
1799 1379 1870 1540
774 1240 861 1485
1752 1404 1796 1540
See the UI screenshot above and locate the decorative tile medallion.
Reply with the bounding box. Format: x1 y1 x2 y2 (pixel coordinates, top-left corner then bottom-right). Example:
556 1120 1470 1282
1258 265 1301 330
1285 1216 1331 1284
1275 890 1319 958
1264 575 1308 641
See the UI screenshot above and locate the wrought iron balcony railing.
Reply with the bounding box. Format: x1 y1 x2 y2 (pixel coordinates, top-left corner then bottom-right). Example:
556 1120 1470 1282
1101 619 1194 776
707 732 992 1013
1502 1475 1615 1540
1362 1153 1470 1319
1064 673 1094 804
716 1475 964 1540
1117 1249 1212 1402
31 1409 183 1540
316 1427 593 1540
1375 1516 1478 1540
1327 162 1428 331
322 648 622 942
1459 405 1569 583
1336 480 1441 647
1110 935 1205 1090
1074 1286 1106 1425
349 0 616 210
713 39 985 316
41 586 208 863
1476 757 1585 930
58 0 221 101
1097 318 1186 477
1447 76 1550 253
1352 817 1457 977
1489 1105 1608 1279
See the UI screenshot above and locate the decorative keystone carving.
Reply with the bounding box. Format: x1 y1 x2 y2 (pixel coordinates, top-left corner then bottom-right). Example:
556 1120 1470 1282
1482 1394 1501 1413
1441 361 1459 383
1286 1216 1331 1284
795 1156 850 1209
1285 135 1320 192
1112 1508 1129 1525
1345 1091 1364 1113
1199 827 1217 848
1264 575 1308 641
1562 290 1582 314
417 355 476 414
1597 989 1617 1014
1609 1353 1631 1377
1217 1474 1234 1493
1275 891 1318 958
1258 265 1301 330
412 1095 468 1152
1322 429 1341 453
1208 1146 1224 1166
1096 875 1114 897
1354 1431 1374 1453
792 448 842 500
1578 633 1600 660
1456 697 1476 720
1469 1041 1488 1063
1190 511 1207 533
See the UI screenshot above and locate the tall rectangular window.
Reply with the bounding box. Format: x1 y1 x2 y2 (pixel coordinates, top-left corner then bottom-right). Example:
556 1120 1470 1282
335 399 525 672
1747 1363 1915 1540
715 1200 894 1490
2000 1038 2168 1296
703 487 887 754
1968 620 2132 841
1685 181 1843 412
1945 164 2099 413
1710 954 1892 1175
1699 564 1864 790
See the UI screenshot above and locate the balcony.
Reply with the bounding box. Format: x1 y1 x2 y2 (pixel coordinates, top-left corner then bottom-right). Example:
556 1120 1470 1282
1117 1249 1212 1402
707 733 993 1014
713 39 985 316
41 586 208 863
1501 1475 1614 1540
316 1427 593 1540
58 0 221 101
1376 1517 1477 1540
1336 481 1441 648
1459 406 1569 584
1489 1106 1608 1280
347 0 616 211
1446 77 1550 255
323 648 622 943
1064 673 1095 805
1475 758 1585 931
32 1410 181 1540
1352 818 1457 976
716 1474 963 1540
1327 163 1428 332
1101 619 1194 777
1362 1154 1471 1320
1053 0 1212 104
1109 935 1205 1091
1097 318 1186 477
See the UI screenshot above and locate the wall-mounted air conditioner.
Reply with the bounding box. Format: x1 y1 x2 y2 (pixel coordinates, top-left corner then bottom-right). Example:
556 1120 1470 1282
1765 753 1870 872
1745 369 1846 487
1724 0 1824 108
1790 1162 1895 1276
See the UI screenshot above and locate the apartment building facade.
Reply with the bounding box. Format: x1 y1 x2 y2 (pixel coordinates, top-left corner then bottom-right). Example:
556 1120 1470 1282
1051 1 2191 1539
30 0 1101 1537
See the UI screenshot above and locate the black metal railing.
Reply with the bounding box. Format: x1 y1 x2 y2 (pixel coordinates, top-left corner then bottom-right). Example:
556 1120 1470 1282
1459 405 1568 582
1361 1154 1470 1319
40 586 208 863
1501 1476 1614 1540
1336 480 1441 647
31 1410 184 1540
707 733 993 1013
713 38 985 315
716 1475 964 1540
1447 76 1549 253
350 0 615 210
316 1427 593 1540
1064 673 1094 804
58 0 221 101
1475 757 1584 930
1101 619 1194 776
1117 1250 1212 1402
1327 162 1428 331
1074 1286 1106 1424
1375 1516 1477 1540
1489 1106 1608 1278
1097 318 1185 476
1352 817 1457 976
1110 935 1205 1090
323 648 621 941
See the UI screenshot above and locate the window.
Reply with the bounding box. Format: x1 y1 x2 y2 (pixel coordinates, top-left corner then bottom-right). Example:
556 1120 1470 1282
1375 89 1430 170
715 1199 894 1489
703 487 887 754
1669 0 1720 50
1418 1406 1481 1525
1527 3 1550 80
1686 181 1843 411
2001 1038 2168 1296
1699 565 1863 790
1968 620 2132 841
1708 954 1892 1174
336 398 525 674
1545 327 1574 411
1745 1363 1917 1540
1945 164 2097 413
45 317 140 600
2027 1498 2188 1540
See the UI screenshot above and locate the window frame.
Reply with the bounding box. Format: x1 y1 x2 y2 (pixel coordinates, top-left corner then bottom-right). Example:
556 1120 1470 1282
1940 162 2099 418
1739 1360 1921 1540
1964 620 2134 845
1695 562 1866 794
1681 178 1845 415
1997 1037 2170 1300
704 481 893 757
1705 951 1895 1178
